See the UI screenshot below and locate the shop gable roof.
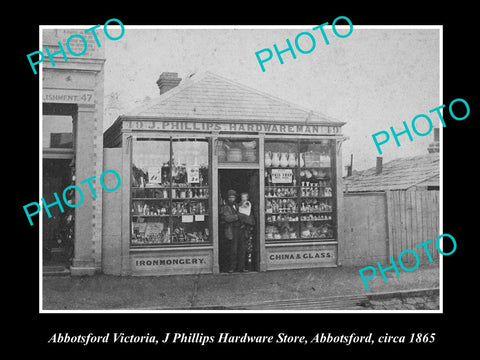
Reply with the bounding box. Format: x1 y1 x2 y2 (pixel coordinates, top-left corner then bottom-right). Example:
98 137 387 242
122 71 343 125
343 154 440 192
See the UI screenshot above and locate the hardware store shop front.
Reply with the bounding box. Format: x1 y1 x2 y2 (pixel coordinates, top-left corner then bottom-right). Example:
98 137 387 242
102 72 345 276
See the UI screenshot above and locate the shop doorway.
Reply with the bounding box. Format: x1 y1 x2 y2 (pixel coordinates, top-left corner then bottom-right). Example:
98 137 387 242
42 104 76 269
42 158 74 266
218 169 260 273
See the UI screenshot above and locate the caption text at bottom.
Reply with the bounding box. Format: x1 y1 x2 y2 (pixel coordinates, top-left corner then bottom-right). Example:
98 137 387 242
48 332 436 346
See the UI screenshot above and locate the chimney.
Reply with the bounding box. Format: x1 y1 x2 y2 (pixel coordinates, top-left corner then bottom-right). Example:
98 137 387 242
348 154 353 177
156 72 182 95
376 156 383 174
345 154 353 177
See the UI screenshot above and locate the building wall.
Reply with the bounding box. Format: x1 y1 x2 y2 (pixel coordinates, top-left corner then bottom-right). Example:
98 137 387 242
102 148 123 275
92 57 105 270
43 28 106 60
42 28 105 275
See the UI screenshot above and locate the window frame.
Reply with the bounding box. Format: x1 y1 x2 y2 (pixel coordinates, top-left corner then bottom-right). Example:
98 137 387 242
130 136 212 248
264 138 338 245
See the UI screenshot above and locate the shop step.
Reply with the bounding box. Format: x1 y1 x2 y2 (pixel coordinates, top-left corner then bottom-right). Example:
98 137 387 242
43 265 70 276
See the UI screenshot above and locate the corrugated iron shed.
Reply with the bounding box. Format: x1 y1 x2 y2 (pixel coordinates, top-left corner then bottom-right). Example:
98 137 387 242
343 153 440 192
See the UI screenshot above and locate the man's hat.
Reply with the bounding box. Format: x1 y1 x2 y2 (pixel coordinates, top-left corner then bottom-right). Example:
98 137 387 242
227 189 237 196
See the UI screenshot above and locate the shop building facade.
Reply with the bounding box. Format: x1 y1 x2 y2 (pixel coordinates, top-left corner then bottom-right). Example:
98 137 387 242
42 29 105 275
102 72 346 276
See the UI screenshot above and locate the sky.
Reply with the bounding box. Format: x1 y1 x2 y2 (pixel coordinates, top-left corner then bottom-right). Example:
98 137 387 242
102 26 440 173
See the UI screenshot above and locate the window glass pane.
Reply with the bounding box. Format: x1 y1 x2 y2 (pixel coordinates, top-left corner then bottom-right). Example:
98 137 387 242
132 139 171 187
131 139 171 246
264 141 299 242
299 139 334 240
264 139 336 243
217 138 258 163
171 139 210 244
43 115 73 148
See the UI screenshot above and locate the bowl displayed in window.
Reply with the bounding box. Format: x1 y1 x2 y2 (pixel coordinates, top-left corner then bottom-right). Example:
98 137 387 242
226 148 243 162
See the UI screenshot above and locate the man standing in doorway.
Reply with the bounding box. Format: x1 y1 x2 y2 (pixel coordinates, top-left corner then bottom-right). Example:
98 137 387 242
220 189 242 273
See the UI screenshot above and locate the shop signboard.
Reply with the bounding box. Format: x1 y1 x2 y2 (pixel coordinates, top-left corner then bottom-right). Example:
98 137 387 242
43 88 94 104
123 120 341 135
131 252 212 275
266 245 337 269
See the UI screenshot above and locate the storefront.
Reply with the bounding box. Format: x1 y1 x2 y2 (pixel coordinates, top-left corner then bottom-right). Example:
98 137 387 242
42 29 105 275
102 72 345 276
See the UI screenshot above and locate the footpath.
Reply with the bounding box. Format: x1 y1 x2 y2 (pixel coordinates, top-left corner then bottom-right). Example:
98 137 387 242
42 263 440 311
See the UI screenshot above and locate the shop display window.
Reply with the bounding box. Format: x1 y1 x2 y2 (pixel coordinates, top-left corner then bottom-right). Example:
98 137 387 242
264 139 335 243
131 138 210 247
217 138 258 163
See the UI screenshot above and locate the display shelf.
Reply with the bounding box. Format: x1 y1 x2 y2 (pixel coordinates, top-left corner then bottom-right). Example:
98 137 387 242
132 186 170 190
132 198 171 200
171 186 209 189
267 210 298 214
265 240 338 247
132 214 170 217
300 197 332 200
300 176 331 179
300 215 332 219
266 220 299 223
171 214 209 217
300 237 334 240
171 197 209 201
130 244 213 251
265 196 297 199
130 241 210 247
299 182 331 186
300 215 333 218
132 186 209 189
265 166 299 169
300 219 332 222
300 166 331 169
265 211 332 215
266 238 335 243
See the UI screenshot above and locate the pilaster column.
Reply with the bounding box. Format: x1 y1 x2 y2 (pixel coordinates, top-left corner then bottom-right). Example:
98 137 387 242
70 103 96 275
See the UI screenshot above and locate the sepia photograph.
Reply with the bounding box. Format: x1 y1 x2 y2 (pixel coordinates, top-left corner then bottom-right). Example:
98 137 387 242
38 24 441 312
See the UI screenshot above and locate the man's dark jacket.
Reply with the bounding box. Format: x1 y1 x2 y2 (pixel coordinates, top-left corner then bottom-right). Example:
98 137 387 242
220 203 240 240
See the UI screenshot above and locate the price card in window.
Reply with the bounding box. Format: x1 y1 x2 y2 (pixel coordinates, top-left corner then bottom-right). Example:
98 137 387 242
187 166 200 183
182 215 194 223
271 169 293 184
195 215 205 222
148 167 163 183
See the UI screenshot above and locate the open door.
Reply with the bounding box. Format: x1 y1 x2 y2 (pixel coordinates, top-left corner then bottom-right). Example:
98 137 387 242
218 169 260 273
42 158 74 266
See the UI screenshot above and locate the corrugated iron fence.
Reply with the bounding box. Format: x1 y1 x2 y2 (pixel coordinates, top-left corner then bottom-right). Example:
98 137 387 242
385 190 440 263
